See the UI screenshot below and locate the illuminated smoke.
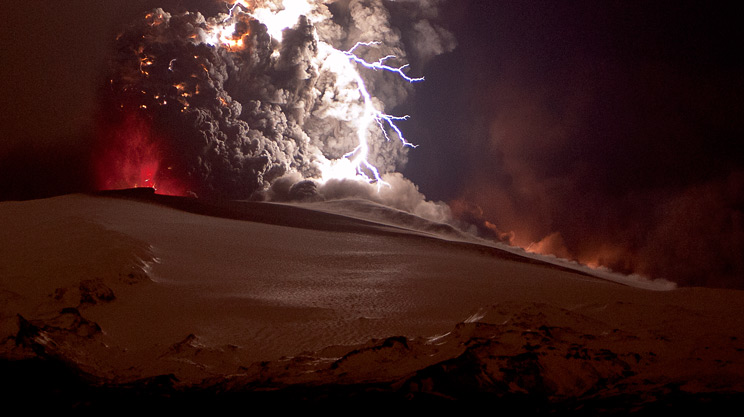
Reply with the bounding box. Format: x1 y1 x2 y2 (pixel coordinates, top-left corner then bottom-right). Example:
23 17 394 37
95 0 454 202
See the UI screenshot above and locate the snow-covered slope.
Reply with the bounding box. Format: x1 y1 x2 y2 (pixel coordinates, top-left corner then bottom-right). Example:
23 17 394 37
1 190 743 407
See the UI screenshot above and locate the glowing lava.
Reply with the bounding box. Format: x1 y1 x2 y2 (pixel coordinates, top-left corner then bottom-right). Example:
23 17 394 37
94 113 186 196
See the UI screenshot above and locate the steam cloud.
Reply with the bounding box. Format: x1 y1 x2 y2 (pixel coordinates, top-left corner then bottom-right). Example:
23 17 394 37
95 0 455 216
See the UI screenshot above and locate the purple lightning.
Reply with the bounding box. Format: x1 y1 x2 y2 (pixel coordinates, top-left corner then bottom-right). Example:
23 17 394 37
203 2 426 188
335 41 424 185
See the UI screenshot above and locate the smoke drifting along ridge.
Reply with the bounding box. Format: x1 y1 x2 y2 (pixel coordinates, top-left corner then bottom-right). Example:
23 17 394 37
429 2 744 288
94 0 454 212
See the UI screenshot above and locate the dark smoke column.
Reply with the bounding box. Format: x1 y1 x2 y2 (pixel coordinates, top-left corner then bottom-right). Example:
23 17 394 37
92 1 455 202
94 8 315 198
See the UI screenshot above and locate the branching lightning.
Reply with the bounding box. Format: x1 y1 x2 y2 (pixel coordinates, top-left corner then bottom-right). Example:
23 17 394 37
104 1 427 196
326 41 422 186
207 1 423 187
345 41 424 84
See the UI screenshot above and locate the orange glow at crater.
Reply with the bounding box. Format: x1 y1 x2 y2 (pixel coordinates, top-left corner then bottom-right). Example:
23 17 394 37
94 112 187 196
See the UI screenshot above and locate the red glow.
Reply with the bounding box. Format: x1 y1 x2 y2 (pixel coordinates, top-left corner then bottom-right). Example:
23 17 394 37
94 112 187 196
524 232 573 260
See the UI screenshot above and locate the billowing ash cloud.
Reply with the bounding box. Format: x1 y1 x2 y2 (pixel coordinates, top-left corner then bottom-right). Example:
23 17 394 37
95 0 454 202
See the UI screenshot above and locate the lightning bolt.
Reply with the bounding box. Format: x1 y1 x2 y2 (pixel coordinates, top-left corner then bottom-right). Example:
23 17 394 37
207 1 425 188
344 41 423 150
345 41 425 84
323 42 423 187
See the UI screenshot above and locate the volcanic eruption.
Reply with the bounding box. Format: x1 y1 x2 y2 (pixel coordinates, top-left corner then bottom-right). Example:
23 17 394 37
93 0 454 204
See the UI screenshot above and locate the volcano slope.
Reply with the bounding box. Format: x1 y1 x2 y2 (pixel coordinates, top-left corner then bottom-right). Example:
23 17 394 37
1 189 743 410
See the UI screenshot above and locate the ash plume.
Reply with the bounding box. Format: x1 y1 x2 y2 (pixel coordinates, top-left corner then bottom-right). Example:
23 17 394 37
95 0 454 204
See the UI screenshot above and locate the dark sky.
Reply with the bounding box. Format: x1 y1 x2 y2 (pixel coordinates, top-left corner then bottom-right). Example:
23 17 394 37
1 1 742 287
405 0 744 288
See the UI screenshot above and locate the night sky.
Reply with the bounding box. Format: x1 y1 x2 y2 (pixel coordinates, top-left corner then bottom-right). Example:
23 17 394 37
1 1 742 288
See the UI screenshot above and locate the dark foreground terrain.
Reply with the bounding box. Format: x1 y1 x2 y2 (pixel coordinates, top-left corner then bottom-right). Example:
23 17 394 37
2 191 743 411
